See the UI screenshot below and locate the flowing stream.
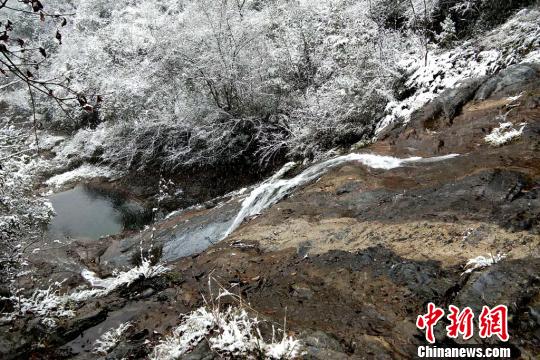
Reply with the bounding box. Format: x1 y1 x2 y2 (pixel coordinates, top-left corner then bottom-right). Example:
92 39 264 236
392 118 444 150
159 153 459 260
223 153 459 238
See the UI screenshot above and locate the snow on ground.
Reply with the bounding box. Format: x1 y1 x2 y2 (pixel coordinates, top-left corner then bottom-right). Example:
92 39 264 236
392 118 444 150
376 7 540 134
484 122 526 146
55 124 109 162
1 260 169 323
78 260 169 298
151 306 301 360
45 164 119 188
30 132 66 152
93 322 133 355
462 253 506 275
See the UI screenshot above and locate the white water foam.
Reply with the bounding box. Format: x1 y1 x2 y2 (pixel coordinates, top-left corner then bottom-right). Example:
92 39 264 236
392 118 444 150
223 153 459 238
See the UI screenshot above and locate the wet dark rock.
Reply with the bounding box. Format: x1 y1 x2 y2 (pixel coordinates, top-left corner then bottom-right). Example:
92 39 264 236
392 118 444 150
100 198 241 268
0 327 32 360
335 181 360 195
119 276 169 299
297 240 313 258
139 288 155 299
333 169 540 233
182 341 215 360
475 63 540 100
204 200 216 209
454 258 540 349
106 340 149 360
56 309 108 344
412 77 486 129
302 348 349 360
301 330 353 359
455 259 540 312
313 247 457 302
388 261 454 300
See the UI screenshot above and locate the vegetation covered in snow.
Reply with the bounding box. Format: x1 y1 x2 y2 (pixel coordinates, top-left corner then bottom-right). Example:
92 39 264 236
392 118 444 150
1 259 168 324
4 0 535 173
0 0 539 357
151 290 301 360
484 121 526 146
93 322 133 355
0 119 55 288
2 0 537 174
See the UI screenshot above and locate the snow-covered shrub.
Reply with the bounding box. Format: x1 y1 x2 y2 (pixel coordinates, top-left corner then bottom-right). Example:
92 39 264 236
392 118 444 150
0 119 55 289
484 122 526 147
1 259 169 322
41 0 413 169
462 253 506 274
5 285 76 320
436 16 457 47
71 259 169 301
7 0 537 172
151 306 301 359
376 6 540 133
151 278 301 359
93 322 133 355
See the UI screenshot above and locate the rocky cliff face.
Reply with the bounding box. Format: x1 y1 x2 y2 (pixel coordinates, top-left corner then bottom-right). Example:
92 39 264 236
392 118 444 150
2 65 539 359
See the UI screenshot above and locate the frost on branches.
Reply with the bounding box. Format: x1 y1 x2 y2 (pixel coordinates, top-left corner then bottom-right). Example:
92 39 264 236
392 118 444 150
41 0 414 168
0 119 55 289
3 0 536 172
376 7 540 134
93 322 133 355
1 259 168 324
151 306 301 360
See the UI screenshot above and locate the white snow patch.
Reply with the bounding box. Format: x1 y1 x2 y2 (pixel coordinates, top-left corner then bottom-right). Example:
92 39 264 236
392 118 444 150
7 286 76 318
56 124 108 161
506 93 524 102
2 260 169 320
41 317 57 328
93 322 132 355
150 306 300 360
463 253 506 275
484 122 526 147
72 260 169 302
35 133 66 151
521 49 540 63
45 164 119 187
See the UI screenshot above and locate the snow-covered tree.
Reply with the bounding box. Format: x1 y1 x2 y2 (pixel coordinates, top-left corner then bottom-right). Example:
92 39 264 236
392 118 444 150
41 0 416 169
436 15 456 47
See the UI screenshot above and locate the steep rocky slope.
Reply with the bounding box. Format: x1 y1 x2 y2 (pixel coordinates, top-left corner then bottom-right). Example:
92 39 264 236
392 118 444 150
1 64 539 359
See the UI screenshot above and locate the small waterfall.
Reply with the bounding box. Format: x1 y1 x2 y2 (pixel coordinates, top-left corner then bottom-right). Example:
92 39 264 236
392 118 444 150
159 152 459 261
222 153 458 238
